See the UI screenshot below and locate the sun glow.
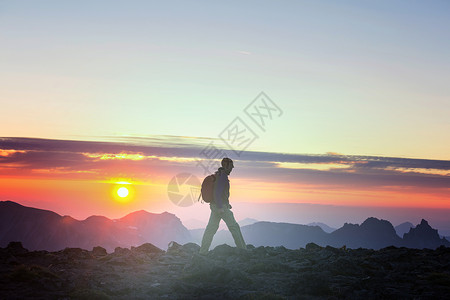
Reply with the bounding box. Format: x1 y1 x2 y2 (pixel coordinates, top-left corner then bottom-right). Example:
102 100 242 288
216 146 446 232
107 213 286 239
117 187 129 198
112 184 134 203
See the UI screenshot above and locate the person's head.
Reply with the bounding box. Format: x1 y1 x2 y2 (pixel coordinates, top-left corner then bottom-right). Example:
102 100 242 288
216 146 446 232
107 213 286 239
221 157 234 175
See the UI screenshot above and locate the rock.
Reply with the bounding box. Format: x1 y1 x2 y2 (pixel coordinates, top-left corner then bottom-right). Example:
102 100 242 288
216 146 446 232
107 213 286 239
305 242 322 251
209 244 236 258
167 242 200 258
1 242 450 299
167 241 182 252
131 243 164 254
7 241 28 255
91 246 107 257
114 247 130 255
61 247 92 259
180 242 200 253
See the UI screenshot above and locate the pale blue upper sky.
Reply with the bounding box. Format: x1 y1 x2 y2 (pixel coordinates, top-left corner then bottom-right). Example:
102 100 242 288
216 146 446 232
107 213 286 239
1 0 450 159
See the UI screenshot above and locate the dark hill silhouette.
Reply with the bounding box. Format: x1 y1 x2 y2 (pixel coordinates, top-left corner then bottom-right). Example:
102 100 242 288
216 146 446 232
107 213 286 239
328 217 403 249
241 221 329 248
190 222 329 249
2 201 449 251
307 222 336 233
238 218 259 227
403 219 450 249
191 217 448 250
394 221 414 237
118 210 191 247
0 201 191 252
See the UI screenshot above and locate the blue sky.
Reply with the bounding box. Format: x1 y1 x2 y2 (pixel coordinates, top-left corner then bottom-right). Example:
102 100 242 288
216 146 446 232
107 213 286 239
1 1 450 159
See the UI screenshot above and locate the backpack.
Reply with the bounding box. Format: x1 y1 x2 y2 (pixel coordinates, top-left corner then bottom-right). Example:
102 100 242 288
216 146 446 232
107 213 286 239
197 174 216 203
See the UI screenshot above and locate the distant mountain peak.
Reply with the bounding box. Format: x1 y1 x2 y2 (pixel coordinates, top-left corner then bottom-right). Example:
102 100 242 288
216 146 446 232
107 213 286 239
394 222 414 238
119 210 176 220
420 219 430 227
307 222 336 233
403 219 449 249
239 218 259 227
2 200 17 204
118 210 152 221
362 217 390 226
129 209 150 215
1 200 25 208
0 200 191 252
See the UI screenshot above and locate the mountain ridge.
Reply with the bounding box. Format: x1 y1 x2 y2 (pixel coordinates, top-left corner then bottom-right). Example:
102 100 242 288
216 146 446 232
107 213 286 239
0 200 191 252
1 200 449 252
190 217 449 250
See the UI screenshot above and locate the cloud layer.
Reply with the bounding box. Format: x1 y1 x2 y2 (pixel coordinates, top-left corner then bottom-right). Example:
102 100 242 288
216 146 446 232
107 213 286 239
1 137 449 192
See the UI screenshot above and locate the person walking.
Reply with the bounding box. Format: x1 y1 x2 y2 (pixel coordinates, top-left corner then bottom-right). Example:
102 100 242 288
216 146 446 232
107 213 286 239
199 157 246 254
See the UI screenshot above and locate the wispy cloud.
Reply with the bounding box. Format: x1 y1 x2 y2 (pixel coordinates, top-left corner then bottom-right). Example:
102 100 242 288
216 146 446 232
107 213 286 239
236 50 252 55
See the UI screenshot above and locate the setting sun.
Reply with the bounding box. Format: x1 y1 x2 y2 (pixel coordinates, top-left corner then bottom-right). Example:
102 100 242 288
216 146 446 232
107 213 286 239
117 187 129 198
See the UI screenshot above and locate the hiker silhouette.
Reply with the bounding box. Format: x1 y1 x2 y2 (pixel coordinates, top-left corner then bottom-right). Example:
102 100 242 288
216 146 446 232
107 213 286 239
199 158 246 254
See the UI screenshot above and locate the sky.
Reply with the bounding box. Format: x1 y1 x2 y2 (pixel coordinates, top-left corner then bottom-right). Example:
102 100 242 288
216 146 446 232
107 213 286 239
1 1 449 233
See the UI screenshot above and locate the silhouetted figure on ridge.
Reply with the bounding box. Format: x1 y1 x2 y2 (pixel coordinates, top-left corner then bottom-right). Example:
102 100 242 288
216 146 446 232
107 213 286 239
199 158 246 254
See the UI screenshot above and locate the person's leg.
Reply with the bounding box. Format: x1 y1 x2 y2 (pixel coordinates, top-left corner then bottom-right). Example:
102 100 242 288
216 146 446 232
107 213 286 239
199 206 221 254
222 207 246 249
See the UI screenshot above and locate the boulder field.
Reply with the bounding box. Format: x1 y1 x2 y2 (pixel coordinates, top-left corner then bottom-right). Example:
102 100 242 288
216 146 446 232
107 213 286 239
1 241 449 299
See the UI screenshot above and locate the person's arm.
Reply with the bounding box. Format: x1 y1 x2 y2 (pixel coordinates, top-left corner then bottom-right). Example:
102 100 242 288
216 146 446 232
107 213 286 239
214 173 226 209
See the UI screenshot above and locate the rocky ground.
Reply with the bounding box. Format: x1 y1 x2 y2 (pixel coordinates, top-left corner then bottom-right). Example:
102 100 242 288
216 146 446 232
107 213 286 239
1 241 450 299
